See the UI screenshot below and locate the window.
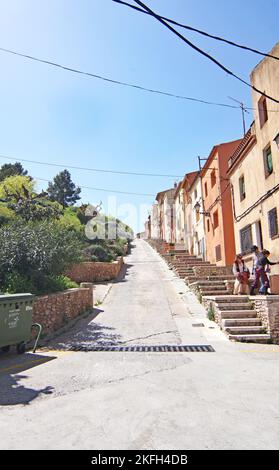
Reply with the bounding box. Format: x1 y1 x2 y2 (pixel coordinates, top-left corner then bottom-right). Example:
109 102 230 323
239 175 246 201
215 245 222 262
196 210 200 223
194 189 198 200
268 208 278 239
211 169 216 188
263 145 273 177
213 209 219 229
240 225 253 254
258 96 268 128
204 182 208 197
207 219 210 232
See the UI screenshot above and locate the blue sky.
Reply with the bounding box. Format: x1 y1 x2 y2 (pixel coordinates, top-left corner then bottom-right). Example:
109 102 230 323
0 0 278 232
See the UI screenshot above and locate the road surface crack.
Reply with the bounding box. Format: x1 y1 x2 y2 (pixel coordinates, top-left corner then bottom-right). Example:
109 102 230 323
118 330 179 345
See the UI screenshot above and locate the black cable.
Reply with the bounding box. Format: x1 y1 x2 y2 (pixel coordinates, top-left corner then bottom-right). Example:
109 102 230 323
34 176 155 197
1 44 278 111
0 46 242 110
0 154 183 178
231 182 279 223
129 1 279 104
113 0 279 61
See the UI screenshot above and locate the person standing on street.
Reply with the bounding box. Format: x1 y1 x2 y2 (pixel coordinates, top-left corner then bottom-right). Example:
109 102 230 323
257 250 279 295
250 245 262 295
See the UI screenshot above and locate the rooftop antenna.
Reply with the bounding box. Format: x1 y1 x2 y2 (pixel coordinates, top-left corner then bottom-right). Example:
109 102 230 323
228 96 250 136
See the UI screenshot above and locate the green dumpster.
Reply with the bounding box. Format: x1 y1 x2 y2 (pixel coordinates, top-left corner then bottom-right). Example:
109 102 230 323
0 294 42 354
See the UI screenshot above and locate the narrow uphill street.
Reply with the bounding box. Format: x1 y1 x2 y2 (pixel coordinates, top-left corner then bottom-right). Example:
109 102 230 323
1 239 279 450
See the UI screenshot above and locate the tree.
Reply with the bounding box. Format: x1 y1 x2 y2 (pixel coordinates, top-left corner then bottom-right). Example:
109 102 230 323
0 175 62 221
47 170 81 208
0 175 35 200
0 162 28 182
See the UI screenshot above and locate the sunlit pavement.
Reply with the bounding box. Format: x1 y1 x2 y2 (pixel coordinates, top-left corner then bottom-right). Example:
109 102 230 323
1 239 279 450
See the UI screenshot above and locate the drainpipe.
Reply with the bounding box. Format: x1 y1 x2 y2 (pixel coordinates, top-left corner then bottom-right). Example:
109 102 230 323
198 156 208 262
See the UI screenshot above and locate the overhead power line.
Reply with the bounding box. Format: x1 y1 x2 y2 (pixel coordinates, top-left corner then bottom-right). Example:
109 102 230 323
113 0 279 61
0 154 183 178
0 46 244 110
121 0 279 104
1 45 278 112
34 176 155 197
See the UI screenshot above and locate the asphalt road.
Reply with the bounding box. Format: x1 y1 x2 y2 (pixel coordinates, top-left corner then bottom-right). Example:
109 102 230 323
1 239 279 450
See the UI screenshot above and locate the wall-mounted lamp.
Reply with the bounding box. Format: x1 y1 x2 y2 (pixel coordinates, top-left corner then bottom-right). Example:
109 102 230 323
194 201 210 217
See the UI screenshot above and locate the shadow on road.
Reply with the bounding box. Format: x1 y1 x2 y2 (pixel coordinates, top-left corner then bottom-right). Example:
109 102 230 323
115 263 133 283
0 352 55 406
46 308 123 350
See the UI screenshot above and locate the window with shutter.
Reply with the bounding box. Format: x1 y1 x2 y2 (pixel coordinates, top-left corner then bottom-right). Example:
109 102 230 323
240 225 253 254
215 245 222 262
263 145 273 177
258 96 268 128
239 175 246 201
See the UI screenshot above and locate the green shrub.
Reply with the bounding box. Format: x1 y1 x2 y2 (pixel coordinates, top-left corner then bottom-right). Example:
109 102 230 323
83 244 116 262
58 207 83 232
0 204 15 226
2 273 79 295
2 272 35 294
33 274 79 294
0 220 83 293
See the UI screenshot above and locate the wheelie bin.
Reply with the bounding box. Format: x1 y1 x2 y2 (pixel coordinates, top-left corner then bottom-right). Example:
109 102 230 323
0 294 42 354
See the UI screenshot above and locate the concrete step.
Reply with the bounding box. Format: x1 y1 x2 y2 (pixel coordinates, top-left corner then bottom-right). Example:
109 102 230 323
200 284 227 291
224 326 266 335
171 263 212 267
220 310 258 319
228 334 271 343
175 267 195 273
190 281 227 287
214 296 250 303
222 318 262 327
173 267 195 272
201 290 228 296
216 303 252 311
186 275 235 283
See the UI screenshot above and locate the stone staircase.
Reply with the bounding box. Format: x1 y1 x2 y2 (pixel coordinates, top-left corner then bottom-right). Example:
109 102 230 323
147 240 272 344
204 295 271 343
149 243 234 297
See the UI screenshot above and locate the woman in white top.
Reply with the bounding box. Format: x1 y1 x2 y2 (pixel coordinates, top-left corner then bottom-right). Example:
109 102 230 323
233 254 250 295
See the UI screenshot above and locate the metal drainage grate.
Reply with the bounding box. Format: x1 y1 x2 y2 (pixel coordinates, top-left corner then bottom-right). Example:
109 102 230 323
68 344 215 352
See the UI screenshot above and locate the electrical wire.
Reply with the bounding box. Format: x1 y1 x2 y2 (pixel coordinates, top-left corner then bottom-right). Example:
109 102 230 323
113 0 279 61
127 1 279 104
1 44 278 112
0 154 184 178
33 176 155 197
231 182 279 222
0 46 243 110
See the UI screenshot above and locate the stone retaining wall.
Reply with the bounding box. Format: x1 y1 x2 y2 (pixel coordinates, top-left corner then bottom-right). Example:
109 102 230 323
32 284 94 335
193 265 233 277
66 257 124 283
252 296 279 343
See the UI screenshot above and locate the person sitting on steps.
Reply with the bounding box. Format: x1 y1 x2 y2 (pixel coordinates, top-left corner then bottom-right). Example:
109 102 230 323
233 254 250 295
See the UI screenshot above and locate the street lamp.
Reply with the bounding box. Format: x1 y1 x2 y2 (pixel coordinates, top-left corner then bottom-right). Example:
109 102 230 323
273 132 279 150
194 201 210 217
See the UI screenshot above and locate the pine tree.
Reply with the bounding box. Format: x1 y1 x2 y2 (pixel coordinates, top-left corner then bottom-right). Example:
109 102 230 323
47 170 81 208
0 162 28 182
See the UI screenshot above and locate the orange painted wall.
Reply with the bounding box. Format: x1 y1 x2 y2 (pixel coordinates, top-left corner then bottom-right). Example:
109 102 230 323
202 140 242 266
